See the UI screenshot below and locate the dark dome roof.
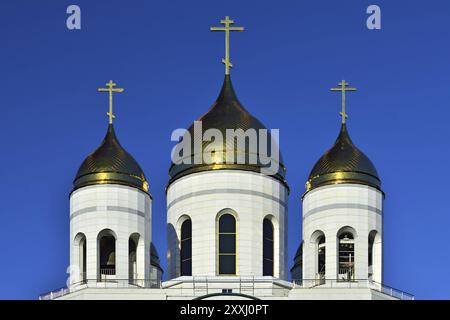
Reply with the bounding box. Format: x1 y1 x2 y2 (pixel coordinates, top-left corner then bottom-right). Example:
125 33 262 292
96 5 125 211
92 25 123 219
306 124 380 192
73 124 149 193
168 75 287 187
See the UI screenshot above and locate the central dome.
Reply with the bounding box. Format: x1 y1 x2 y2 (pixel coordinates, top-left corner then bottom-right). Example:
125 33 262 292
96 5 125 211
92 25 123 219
168 75 287 186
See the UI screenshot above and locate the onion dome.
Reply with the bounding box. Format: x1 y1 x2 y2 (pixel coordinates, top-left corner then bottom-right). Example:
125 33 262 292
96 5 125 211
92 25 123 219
306 124 380 192
150 243 163 273
168 75 287 187
73 124 149 193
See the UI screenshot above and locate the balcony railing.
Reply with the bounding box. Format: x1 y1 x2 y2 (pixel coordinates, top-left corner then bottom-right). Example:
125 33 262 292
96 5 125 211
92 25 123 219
371 281 414 300
40 277 414 301
292 279 414 300
338 267 355 281
99 268 116 276
39 278 162 300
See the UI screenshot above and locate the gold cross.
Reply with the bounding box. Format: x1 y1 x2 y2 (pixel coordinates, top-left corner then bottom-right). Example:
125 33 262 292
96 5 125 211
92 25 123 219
330 80 357 124
98 80 124 124
210 16 244 75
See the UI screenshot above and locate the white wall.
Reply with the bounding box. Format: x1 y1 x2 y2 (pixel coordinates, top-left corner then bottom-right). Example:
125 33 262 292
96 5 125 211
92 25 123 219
69 184 152 286
166 170 288 280
302 183 383 282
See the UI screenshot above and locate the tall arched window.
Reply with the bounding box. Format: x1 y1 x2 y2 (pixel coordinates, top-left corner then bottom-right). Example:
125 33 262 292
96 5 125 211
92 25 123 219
218 214 237 275
263 218 274 276
180 219 192 276
317 235 326 279
80 237 87 282
129 234 139 283
310 230 325 284
368 230 381 283
338 231 355 281
368 232 375 280
74 233 86 283
98 229 116 280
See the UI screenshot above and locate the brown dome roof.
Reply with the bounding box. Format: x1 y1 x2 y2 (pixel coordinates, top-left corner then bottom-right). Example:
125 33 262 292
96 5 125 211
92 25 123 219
168 75 287 188
74 124 149 193
306 124 380 192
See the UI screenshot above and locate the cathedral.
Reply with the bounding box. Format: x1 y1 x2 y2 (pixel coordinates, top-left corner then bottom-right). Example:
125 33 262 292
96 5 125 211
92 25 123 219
41 17 413 300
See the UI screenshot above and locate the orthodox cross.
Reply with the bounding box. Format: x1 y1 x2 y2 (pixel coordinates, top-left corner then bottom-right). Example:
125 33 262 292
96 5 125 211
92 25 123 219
330 80 357 124
98 80 124 124
210 16 244 75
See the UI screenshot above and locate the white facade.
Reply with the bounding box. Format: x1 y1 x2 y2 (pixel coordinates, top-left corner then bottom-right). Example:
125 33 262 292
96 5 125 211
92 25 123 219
166 170 288 280
302 183 383 284
45 174 408 301
69 184 154 287
43 165 410 300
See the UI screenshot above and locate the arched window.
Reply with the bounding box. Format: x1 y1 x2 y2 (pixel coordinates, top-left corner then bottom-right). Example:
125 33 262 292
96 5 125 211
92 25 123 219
180 219 192 276
218 214 237 275
263 218 274 276
369 230 381 283
317 235 326 279
74 233 86 283
97 229 116 280
80 237 86 281
129 234 139 283
368 232 374 277
310 230 325 284
338 231 355 281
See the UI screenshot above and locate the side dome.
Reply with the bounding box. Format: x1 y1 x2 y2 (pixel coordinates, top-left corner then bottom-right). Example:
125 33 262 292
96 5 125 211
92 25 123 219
168 75 287 187
73 124 149 193
306 124 380 192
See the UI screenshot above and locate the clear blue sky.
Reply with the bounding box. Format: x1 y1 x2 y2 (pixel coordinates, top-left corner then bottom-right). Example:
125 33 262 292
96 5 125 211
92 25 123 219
0 0 449 299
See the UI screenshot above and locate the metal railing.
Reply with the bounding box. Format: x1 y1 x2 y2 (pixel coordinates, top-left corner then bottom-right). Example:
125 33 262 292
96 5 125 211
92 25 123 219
338 268 355 281
40 277 414 301
371 281 414 300
164 276 292 298
99 268 116 276
293 278 369 288
39 277 291 300
39 279 162 300
291 279 414 300
39 287 71 300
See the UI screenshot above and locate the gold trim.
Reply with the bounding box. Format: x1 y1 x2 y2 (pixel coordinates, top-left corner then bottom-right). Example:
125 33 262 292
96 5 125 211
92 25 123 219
168 164 289 192
73 171 149 195
306 171 381 193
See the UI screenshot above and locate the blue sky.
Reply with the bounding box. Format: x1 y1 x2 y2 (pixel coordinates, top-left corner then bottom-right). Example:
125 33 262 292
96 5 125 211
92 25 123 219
0 0 449 299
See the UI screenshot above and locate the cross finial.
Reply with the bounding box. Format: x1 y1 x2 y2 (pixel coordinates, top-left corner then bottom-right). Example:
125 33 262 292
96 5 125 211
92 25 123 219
98 80 124 124
210 16 245 75
330 80 357 124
